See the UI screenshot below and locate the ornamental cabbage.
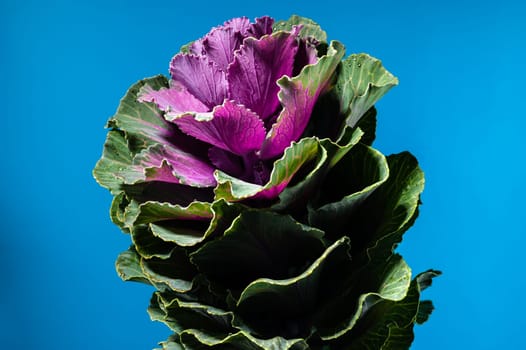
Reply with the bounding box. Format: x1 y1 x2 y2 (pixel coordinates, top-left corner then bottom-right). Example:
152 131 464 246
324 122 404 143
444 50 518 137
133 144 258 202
94 15 439 350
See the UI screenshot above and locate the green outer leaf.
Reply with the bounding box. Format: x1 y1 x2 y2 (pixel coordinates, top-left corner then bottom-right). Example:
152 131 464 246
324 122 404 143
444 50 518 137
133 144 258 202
380 325 415 350
342 279 421 350
214 137 320 201
415 300 435 325
235 237 352 338
131 199 244 247
335 54 398 129
94 76 215 197
206 199 247 240
131 224 173 259
272 15 327 42
190 211 325 290
121 181 215 212
140 249 196 293
180 329 308 350
123 198 141 228
364 152 425 262
107 75 171 153
148 223 208 248
149 291 234 335
135 201 213 247
273 123 364 212
115 249 151 285
416 269 442 291
110 192 130 232
415 269 441 325
323 151 423 268
157 335 184 350
93 76 186 195
377 256 412 300
135 201 212 225
355 107 377 146
180 41 193 54
320 126 365 170
316 254 412 340
236 237 349 305
308 143 389 237
270 141 327 211
93 130 132 194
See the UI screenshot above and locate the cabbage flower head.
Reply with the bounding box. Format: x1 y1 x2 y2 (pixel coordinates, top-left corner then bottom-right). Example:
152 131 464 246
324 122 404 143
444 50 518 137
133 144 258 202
138 16 343 199
93 15 439 350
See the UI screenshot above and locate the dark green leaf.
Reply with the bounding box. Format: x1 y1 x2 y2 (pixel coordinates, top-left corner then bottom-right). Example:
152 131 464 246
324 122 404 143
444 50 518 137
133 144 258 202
149 292 234 335
180 329 308 350
122 181 214 208
415 300 435 325
131 199 245 248
355 107 377 146
157 334 184 350
273 127 364 214
363 152 425 262
315 254 412 340
135 201 213 247
336 279 420 350
190 211 325 291
135 201 212 225
110 192 130 232
140 248 196 293
131 224 174 259
308 143 389 238
236 237 351 339
329 152 424 264
416 269 442 291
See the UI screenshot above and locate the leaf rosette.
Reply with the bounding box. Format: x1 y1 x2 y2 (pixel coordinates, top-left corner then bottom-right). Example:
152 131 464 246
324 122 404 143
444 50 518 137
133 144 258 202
94 15 439 350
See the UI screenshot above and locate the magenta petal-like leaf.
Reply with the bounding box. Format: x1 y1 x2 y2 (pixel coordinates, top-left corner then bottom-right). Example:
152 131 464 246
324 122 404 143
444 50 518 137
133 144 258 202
247 16 274 38
202 27 244 71
208 146 244 177
188 17 250 56
172 100 266 156
258 78 311 160
188 38 204 55
227 29 300 120
260 41 345 159
133 144 216 187
195 17 274 71
222 16 251 34
170 54 227 108
138 81 208 117
293 38 319 76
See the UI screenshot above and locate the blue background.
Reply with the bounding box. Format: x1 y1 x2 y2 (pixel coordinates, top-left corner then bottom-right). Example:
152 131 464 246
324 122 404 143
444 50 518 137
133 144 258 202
2 0 525 348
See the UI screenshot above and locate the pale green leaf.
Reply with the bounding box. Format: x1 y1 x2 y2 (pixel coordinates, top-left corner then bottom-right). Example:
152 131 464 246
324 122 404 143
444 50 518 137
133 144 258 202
115 249 150 285
272 15 327 42
93 130 132 194
335 54 398 129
